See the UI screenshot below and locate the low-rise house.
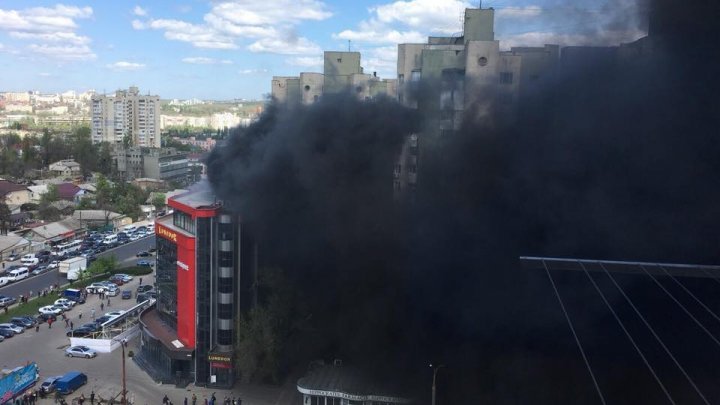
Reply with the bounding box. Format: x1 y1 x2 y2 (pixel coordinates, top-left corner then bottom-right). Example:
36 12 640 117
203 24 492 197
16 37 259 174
56 183 85 203
0 180 31 206
21 218 85 246
72 210 130 230
0 234 32 262
48 159 81 178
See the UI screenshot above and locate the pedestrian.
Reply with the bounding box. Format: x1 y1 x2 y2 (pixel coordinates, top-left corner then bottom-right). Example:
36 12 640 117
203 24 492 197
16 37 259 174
35 324 39 333
78 311 82 319
79 393 85 405
64 318 69 327
139 277 142 286
90 391 95 405
107 298 111 307
47 318 53 329
70 321 74 329
91 308 95 319
191 394 196 405
4 307 7 314
184 398 188 405
203 398 207 405
100 302 104 311
162 395 169 405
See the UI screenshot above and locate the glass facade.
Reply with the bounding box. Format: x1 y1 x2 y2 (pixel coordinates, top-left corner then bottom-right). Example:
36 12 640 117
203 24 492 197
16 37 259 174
156 237 178 327
173 211 195 234
195 217 212 385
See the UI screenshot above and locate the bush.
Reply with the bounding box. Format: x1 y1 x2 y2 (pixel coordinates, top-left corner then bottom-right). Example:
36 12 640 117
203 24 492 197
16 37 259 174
128 350 134 358
114 266 153 276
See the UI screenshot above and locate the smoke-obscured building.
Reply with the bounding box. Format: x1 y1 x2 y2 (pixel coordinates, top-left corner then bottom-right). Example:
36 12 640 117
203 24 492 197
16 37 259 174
136 187 257 387
271 51 398 104
91 86 160 147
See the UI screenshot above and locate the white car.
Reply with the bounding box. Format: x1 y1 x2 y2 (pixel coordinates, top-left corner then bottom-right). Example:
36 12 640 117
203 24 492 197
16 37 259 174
53 302 72 311
39 305 63 315
47 261 60 269
114 273 133 282
104 310 126 318
0 277 9 287
54 298 76 308
65 345 97 358
85 283 109 294
0 323 24 334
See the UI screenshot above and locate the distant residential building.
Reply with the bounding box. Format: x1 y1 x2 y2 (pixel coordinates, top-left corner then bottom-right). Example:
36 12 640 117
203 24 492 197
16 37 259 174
22 218 85 246
172 136 217 151
133 178 164 191
27 184 48 203
0 234 32 261
113 146 189 183
272 51 397 104
91 86 161 147
0 180 31 206
1 92 31 103
72 210 129 230
48 159 82 178
4 104 33 113
56 183 85 203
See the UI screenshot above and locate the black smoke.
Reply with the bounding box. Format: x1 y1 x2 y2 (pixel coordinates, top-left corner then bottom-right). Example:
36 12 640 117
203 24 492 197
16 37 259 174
207 0 720 402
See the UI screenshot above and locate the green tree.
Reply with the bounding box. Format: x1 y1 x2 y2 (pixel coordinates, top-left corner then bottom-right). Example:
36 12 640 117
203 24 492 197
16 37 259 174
85 256 117 277
71 126 96 178
97 142 114 175
151 193 166 211
77 197 95 210
38 204 61 221
0 203 11 235
40 184 60 205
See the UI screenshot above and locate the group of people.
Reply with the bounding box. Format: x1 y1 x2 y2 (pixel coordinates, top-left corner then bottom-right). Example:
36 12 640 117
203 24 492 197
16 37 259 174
165 392 242 405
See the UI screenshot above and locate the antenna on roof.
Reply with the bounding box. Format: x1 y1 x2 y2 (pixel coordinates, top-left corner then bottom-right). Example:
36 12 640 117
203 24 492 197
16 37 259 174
348 40 351 52
479 0 482 8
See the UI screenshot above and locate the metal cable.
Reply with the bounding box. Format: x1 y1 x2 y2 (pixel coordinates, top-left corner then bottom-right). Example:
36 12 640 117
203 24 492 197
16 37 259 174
542 260 607 405
658 265 720 325
638 265 720 349
578 261 677 405
598 262 710 405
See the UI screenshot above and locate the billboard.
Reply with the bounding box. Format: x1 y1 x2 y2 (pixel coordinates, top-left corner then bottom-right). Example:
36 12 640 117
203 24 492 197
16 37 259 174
0 363 38 404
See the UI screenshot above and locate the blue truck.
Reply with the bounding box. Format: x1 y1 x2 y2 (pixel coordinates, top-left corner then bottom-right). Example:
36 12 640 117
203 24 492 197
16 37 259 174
63 289 85 304
54 371 87 395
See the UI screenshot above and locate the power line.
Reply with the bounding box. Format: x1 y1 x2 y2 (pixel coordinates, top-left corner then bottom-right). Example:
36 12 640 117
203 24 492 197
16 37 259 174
597 262 710 405
542 260 607 405
658 265 720 325
578 261 677 405
638 265 720 349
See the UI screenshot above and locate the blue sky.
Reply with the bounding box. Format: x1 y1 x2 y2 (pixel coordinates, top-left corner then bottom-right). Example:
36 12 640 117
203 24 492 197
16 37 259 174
0 0 646 100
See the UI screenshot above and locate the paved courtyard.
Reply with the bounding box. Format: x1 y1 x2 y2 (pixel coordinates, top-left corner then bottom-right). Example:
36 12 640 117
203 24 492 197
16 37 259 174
0 275 298 405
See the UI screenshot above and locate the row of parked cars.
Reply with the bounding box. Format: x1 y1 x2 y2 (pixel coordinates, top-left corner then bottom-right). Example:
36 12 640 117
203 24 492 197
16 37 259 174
40 371 87 395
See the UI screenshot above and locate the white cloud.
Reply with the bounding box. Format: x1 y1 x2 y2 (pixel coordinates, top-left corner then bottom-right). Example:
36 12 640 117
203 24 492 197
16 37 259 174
286 56 323 68
133 6 147 17
133 0 330 54
29 44 95 60
248 36 321 55
238 68 269 75
38 72 52 77
106 61 146 71
499 29 645 49
9 31 90 45
182 57 233 64
0 5 94 60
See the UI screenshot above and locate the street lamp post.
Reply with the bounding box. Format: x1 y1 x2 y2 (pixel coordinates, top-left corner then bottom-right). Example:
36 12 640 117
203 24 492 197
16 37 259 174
430 363 445 405
113 338 128 405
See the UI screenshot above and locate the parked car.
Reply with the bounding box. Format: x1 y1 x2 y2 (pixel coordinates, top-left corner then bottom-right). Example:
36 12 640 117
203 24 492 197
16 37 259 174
148 247 157 253
36 313 57 323
55 298 76 308
137 260 152 267
85 282 109 294
53 302 72 311
137 285 153 293
66 327 95 338
65 346 97 358
10 317 35 328
94 315 113 325
0 323 24 334
0 335 4 342
39 305 63 315
115 273 133 282
40 376 63 393
0 329 15 338
47 261 60 269
7 253 19 261
108 276 124 286
55 371 88 394
136 251 150 257
79 322 100 332
104 310 125 318
0 278 8 287
31 265 49 276
121 290 132 300
0 295 17 307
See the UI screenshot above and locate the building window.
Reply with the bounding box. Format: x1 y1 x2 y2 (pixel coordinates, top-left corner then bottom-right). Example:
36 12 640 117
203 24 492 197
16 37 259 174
500 72 513 84
173 211 195 234
410 70 421 82
398 74 404 84
304 85 311 91
478 56 488 66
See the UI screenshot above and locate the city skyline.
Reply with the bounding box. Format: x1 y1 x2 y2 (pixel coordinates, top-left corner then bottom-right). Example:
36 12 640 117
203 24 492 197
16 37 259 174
0 0 647 100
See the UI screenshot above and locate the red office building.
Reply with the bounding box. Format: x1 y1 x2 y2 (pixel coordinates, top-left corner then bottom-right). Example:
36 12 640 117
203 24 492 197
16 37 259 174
136 187 256 387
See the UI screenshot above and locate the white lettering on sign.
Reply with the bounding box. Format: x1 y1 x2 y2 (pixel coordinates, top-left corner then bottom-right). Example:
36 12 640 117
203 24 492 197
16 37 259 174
176 261 189 271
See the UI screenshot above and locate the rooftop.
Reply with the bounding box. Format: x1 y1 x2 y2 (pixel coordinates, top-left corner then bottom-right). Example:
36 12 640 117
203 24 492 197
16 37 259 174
0 180 28 197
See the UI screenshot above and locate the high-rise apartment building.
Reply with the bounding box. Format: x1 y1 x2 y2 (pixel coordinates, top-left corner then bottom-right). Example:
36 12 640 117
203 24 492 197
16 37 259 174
136 186 257 387
271 51 397 104
91 86 161 147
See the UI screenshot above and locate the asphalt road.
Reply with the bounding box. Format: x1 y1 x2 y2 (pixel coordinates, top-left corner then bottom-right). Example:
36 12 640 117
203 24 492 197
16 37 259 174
0 236 156 301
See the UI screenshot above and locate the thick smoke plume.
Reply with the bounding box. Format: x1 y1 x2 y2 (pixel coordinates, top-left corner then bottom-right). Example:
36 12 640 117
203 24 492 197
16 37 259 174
208 0 720 402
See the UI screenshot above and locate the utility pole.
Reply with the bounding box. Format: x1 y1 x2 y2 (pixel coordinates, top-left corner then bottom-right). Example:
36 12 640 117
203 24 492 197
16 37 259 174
121 338 126 405
430 364 445 405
